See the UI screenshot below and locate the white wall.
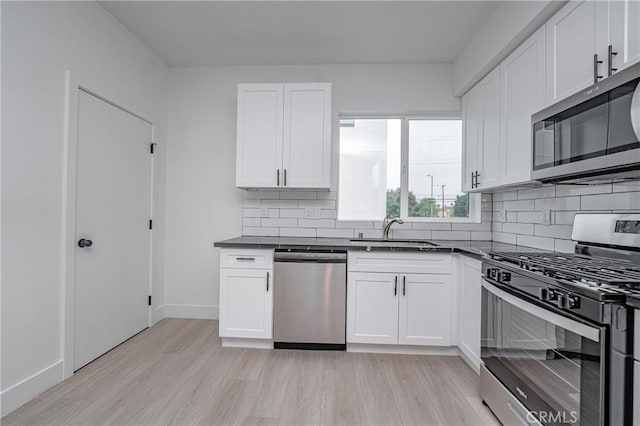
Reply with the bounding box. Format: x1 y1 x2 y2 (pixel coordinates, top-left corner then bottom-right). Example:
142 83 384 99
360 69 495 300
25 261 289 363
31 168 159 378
1 1 168 416
165 63 460 320
453 0 565 96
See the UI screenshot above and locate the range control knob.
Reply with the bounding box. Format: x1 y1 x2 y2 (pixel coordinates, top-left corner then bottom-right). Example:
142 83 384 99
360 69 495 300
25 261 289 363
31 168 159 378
565 295 580 309
499 271 512 283
556 294 567 309
486 268 498 280
546 289 559 301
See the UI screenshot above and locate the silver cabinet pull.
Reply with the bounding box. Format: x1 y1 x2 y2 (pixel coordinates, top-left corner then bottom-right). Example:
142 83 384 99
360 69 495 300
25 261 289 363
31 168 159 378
236 257 255 261
277 169 280 186
403 276 406 296
284 169 287 186
266 272 270 291
594 53 603 83
394 275 398 296
608 45 618 76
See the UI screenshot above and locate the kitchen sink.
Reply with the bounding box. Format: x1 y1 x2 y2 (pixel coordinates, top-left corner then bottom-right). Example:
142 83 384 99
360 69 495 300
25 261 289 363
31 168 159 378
349 238 439 248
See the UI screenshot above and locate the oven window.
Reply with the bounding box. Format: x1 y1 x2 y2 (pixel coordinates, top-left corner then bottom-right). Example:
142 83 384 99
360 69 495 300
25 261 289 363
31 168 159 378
481 288 602 426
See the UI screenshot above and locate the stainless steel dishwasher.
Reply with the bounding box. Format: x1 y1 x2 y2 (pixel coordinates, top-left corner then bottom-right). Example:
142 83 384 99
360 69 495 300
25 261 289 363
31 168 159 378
273 250 347 350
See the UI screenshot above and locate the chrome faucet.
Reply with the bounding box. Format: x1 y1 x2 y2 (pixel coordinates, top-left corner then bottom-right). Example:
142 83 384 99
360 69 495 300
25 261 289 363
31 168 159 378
382 216 404 240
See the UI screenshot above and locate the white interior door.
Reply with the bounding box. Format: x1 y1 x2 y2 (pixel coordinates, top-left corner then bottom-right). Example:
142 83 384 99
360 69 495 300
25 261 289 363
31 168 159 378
74 90 152 370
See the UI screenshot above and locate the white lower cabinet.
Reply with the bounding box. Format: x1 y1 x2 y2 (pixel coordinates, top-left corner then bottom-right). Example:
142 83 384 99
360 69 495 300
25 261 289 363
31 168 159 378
458 256 482 371
219 249 273 340
347 252 454 347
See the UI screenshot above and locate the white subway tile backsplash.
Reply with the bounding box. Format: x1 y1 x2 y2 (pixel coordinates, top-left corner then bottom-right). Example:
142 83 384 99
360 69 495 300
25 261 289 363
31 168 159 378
613 181 640 193
432 231 471 240
555 183 611 196
320 209 338 219
336 221 373 229
471 231 493 240
503 200 535 211
298 219 335 228
452 222 491 231
581 192 640 211
392 230 432 240
243 227 278 236
534 224 573 239
493 232 517 244
279 191 317 199
317 228 354 238
243 208 266 218
517 211 543 224
506 211 518 222
298 199 336 209
261 218 298 228
243 199 262 208
243 190 279 199
280 227 316 237
262 199 299 208
502 222 535 235
554 239 576 253
534 196 580 211
242 218 261 227
412 222 452 231
553 211 578 225
316 191 338 200
279 208 306 218
493 191 518 201
518 186 555 200
516 234 555 251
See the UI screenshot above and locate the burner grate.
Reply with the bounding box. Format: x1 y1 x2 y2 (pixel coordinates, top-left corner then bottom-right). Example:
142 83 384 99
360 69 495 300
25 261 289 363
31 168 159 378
489 252 640 288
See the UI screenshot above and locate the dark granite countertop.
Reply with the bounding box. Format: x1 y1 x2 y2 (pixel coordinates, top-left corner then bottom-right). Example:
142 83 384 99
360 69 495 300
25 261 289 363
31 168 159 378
214 236 552 259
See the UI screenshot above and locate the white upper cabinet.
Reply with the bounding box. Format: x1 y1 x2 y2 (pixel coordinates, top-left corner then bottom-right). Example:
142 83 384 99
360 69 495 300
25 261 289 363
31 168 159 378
236 83 332 189
283 84 332 188
608 0 640 75
461 66 500 192
499 27 546 186
236 84 284 188
545 0 639 107
545 0 604 106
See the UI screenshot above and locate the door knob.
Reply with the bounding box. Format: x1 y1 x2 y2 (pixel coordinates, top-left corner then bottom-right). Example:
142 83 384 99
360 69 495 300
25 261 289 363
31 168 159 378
77 239 93 248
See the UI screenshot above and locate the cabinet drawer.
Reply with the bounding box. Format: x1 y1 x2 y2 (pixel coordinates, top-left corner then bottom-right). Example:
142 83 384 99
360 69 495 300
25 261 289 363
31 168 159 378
220 249 274 270
347 251 451 274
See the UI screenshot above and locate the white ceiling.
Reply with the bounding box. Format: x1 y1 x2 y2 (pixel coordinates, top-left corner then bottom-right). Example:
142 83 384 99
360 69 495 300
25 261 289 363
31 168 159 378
100 1 501 67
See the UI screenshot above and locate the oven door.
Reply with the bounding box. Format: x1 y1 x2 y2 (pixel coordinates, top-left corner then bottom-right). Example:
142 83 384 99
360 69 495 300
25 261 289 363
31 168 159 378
481 280 605 426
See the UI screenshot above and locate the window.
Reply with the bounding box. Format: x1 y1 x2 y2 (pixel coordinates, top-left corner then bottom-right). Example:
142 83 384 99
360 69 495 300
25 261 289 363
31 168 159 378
338 117 478 222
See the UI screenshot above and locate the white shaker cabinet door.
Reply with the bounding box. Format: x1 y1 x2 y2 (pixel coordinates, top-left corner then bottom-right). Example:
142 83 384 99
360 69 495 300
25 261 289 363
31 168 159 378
478 67 501 190
609 0 640 75
219 268 273 339
398 274 452 346
462 83 483 193
499 27 546 186
545 0 605 105
282 83 332 189
236 84 283 188
458 257 482 372
347 272 399 344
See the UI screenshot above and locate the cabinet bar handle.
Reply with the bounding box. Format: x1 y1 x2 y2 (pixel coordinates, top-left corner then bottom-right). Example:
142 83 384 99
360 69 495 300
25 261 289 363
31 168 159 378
394 275 398 296
594 54 603 84
403 276 406 296
236 257 256 261
266 272 269 291
284 169 287 186
277 169 280 186
608 45 618 76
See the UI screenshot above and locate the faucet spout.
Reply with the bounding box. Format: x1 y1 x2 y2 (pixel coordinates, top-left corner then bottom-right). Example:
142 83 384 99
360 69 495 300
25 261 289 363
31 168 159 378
382 216 404 240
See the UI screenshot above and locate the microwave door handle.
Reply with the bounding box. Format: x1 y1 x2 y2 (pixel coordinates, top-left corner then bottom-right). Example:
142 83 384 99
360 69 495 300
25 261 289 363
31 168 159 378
481 280 600 342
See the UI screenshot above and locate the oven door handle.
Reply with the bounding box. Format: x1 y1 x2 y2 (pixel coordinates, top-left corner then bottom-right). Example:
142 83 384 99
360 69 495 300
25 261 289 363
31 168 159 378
482 280 600 342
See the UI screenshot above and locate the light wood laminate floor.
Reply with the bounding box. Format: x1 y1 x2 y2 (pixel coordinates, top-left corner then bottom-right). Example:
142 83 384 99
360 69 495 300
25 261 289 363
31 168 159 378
3 319 499 426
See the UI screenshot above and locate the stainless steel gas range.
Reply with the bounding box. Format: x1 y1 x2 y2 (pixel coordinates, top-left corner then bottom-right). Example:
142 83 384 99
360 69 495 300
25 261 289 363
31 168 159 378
480 213 640 426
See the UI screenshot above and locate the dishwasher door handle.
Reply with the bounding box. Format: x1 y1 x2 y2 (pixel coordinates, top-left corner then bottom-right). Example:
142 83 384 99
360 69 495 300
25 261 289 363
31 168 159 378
394 276 398 296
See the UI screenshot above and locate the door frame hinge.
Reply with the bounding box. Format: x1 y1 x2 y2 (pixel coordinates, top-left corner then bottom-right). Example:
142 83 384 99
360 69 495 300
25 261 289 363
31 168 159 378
150 143 157 154
148 295 152 306
149 219 153 230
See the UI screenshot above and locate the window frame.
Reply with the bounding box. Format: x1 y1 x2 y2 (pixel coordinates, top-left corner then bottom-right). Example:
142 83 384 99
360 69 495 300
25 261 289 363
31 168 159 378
338 114 481 223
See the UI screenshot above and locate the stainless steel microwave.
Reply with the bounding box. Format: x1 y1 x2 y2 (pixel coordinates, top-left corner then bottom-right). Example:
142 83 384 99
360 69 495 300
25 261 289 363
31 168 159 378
531 61 640 183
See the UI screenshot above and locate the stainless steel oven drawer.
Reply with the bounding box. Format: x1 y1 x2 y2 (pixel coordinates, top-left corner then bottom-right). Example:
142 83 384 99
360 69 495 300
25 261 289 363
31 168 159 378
480 365 541 426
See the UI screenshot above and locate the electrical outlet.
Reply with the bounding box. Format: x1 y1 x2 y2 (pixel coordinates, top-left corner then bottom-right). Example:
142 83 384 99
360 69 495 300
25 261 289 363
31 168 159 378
499 210 507 222
306 207 321 219
260 206 269 217
541 209 552 226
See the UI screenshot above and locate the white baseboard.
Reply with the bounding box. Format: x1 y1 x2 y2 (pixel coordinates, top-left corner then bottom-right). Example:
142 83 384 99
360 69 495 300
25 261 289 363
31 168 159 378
152 304 166 324
221 337 273 349
347 344 460 356
458 345 481 374
1 360 63 417
163 304 218 320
